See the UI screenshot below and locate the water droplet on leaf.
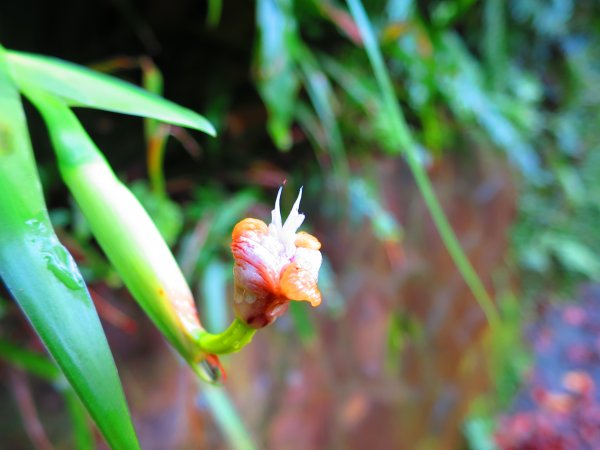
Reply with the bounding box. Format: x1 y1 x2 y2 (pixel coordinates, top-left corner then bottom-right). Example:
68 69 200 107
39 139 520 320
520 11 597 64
42 245 85 291
26 217 85 291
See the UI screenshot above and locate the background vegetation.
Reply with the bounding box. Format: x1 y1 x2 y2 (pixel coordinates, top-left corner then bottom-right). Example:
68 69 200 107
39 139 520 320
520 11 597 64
2 0 600 448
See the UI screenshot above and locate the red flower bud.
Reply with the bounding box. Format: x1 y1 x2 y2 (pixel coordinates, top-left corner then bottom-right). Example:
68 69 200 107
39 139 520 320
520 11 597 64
231 188 322 328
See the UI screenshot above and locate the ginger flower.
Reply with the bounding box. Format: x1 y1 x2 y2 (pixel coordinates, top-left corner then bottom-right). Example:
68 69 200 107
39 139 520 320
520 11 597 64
231 187 322 328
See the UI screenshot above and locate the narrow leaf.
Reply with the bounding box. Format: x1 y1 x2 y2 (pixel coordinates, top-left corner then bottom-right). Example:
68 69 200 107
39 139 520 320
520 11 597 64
6 50 215 136
200 385 258 450
24 87 221 380
296 45 349 179
0 46 140 450
345 0 499 325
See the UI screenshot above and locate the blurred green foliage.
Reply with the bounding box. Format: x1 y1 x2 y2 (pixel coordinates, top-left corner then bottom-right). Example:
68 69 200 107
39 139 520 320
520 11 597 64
254 0 600 298
251 0 600 446
508 0 600 297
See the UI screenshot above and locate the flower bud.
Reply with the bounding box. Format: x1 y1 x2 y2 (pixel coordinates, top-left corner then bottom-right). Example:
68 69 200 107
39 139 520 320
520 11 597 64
231 188 322 328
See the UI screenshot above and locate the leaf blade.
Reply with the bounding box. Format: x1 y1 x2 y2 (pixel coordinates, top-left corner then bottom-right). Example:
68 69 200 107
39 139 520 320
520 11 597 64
0 46 140 450
6 50 216 136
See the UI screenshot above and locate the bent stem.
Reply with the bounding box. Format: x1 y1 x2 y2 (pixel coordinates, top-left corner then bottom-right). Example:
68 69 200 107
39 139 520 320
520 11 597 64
196 319 257 355
346 0 500 327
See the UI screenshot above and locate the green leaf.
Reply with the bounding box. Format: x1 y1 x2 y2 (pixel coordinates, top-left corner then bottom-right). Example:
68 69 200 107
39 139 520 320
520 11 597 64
463 416 498 450
0 339 60 381
436 33 540 176
6 50 215 136
25 87 218 380
546 234 600 278
296 45 349 179
179 189 257 278
0 46 140 450
207 0 224 27
289 301 317 346
345 0 499 325
130 180 184 246
348 177 403 243
255 0 300 150
200 385 258 450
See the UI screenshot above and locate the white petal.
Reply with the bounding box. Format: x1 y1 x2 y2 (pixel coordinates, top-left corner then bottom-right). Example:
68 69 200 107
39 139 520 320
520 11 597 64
270 186 283 230
233 236 281 282
293 247 322 280
282 187 305 235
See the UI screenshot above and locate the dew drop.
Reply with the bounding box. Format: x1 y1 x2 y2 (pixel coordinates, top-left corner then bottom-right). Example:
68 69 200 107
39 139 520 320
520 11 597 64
26 217 85 291
196 359 222 384
42 245 85 291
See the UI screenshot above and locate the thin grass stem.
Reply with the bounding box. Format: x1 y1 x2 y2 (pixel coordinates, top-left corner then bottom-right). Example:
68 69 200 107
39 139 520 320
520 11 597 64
346 0 500 326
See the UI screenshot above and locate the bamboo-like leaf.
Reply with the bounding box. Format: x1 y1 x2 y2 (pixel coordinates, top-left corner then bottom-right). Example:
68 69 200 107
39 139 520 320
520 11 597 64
0 46 140 450
6 50 215 136
24 87 215 374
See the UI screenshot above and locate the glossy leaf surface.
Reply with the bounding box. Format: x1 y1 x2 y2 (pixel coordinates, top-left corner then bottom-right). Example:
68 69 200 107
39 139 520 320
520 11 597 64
0 46 140 450
6 50 215 136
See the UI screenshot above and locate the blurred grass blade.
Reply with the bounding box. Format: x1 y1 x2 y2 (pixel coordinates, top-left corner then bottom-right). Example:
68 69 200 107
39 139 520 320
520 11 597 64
319 53 375 107
289 301 317 346
140 58 170 196
482 0 506 90
140 56 166 140
0 341 94 449
320 53 405 155
7 368 53 450
6 50 215 135
348 177 403 243
63 387 94 450
200 385 258 450
146 123 170 195
206 0 224 27
180 190 257 279
436 34 540 175
0 339 60 381
345 0 499 325
255 0 300 150
296 45 349 180
200 260 229 333
0 47 140 450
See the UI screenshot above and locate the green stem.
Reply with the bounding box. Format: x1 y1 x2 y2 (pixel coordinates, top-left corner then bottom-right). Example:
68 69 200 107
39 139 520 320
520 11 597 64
346 0 500 327
199 385 257 450
196 319 257 355
483 0 506 90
